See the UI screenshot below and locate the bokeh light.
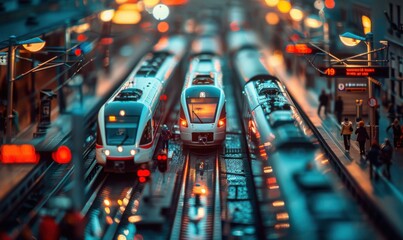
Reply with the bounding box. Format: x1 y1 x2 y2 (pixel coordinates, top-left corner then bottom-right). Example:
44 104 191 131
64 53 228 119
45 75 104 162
152 4 170 20
265 12 280 25
277 0 292 13
157 21 169 33
290 7 304 22
265 0 279 7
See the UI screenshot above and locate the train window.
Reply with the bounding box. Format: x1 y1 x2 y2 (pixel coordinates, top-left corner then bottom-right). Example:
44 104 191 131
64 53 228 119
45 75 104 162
186 97 218 123
140 120 152 145
105 116 139 145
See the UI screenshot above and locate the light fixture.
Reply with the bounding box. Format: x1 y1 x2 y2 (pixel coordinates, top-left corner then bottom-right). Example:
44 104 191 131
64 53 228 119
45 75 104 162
304 14 323 28
339 32 365 47
20 37 46 52
362 15 371 34
100 9 116 22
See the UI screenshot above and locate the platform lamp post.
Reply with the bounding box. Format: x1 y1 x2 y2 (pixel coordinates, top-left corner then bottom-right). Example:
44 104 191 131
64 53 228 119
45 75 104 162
339 32 377 143
6 35 46 143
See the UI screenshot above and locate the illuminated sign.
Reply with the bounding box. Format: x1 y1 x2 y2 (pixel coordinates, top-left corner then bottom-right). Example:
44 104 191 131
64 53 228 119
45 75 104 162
319 66 389 78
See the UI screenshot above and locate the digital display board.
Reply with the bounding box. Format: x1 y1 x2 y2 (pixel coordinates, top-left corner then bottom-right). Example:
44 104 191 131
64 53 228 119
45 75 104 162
319 66 389 78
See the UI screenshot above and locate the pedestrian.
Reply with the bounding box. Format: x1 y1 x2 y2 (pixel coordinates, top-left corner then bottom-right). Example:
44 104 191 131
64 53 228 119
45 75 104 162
317 89 329 116
161 124 171 152
366 142 381 180
334 96 344 123
340 117 353 152
12 109 20 134
380 138 393 180
355 120 369 155
386 118 401 149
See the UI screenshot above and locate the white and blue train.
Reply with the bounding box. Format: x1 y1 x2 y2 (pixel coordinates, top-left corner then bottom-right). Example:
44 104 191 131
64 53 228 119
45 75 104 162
96 35 187 172
179 35 226 147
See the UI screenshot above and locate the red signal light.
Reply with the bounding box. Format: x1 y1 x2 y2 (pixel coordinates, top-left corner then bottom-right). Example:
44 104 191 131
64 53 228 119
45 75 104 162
74 48 82 56
137 169 151 183
0 144 39 164
52 146 72 164
160 94 168 101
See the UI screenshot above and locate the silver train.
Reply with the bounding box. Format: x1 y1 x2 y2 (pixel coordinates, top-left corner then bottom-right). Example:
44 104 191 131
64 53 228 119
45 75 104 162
96 35 187 172
229 30 368 238
179 35 226 146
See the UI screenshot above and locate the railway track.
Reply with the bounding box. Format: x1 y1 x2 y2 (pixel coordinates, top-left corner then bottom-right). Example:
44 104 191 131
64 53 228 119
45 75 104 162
170 149 220 239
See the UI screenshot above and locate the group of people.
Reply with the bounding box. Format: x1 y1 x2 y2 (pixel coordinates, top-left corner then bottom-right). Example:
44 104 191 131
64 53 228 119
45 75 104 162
340 116 398 180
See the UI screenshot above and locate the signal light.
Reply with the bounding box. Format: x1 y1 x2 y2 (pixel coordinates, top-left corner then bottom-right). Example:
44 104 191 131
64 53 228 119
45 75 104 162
136 167 151 183
160 94 168 101
0 144 39 164
157 152 168 173
52 145 72 164
285 43 314 54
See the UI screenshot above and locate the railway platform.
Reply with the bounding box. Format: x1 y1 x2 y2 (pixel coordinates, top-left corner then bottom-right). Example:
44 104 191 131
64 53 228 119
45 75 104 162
272 60 403 238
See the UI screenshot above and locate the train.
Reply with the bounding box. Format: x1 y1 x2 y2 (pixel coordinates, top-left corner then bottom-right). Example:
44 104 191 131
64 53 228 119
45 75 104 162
228 30 368 238
96 35 187 172
179 35 226 147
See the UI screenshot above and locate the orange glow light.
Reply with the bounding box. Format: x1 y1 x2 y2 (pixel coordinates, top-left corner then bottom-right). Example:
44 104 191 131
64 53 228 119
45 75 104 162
109 115 117 122
265 12 279 25
180 119 188 127
325 0 335 9
0 144 39 164
113 8 142 24
277 0 291 13
157 21 169 33
218 119 225 127
265 0 279 7
162 0 188 5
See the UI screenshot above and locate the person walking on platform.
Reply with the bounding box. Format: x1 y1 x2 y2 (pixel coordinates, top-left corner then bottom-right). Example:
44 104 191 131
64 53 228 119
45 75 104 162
161 124 172 152
386 118 401 149
367 142 381 180
340 117 353 152
355 120 369 156
317 89 329 116
334 96 344 123
380 139 393 180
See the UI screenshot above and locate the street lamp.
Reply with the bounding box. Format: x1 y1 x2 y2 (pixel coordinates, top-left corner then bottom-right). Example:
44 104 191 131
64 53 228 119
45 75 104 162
339 31 377 143
6 35 46 143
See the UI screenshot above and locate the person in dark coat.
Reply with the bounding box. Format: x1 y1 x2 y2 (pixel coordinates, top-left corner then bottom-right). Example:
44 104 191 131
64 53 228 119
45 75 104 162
386 118 401 149
355 120 369 155
161 124 172 152
317 89 329 116
380 139 393 180
334 96 344 123
367 142 381 180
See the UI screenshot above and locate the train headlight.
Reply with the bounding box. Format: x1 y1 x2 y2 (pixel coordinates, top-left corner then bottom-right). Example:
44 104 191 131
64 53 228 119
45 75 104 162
104 149 110 156
130 150 136 156
180 118 188 127
117 146 123 152
218 118 226 127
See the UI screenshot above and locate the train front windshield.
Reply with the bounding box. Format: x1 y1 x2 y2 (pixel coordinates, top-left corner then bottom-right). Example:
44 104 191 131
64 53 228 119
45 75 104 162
185 87 220 123
104 103 144 146
105 115 140 145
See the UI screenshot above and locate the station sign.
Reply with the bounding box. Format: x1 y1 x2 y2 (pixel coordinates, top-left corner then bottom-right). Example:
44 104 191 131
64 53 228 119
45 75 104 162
319 66 389 78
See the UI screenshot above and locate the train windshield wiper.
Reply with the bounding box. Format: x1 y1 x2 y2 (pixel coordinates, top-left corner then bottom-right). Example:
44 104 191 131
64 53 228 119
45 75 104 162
119 133 129 146
192 110 204 123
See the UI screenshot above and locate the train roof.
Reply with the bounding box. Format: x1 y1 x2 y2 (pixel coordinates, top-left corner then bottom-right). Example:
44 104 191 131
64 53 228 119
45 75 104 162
191 35 223 56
